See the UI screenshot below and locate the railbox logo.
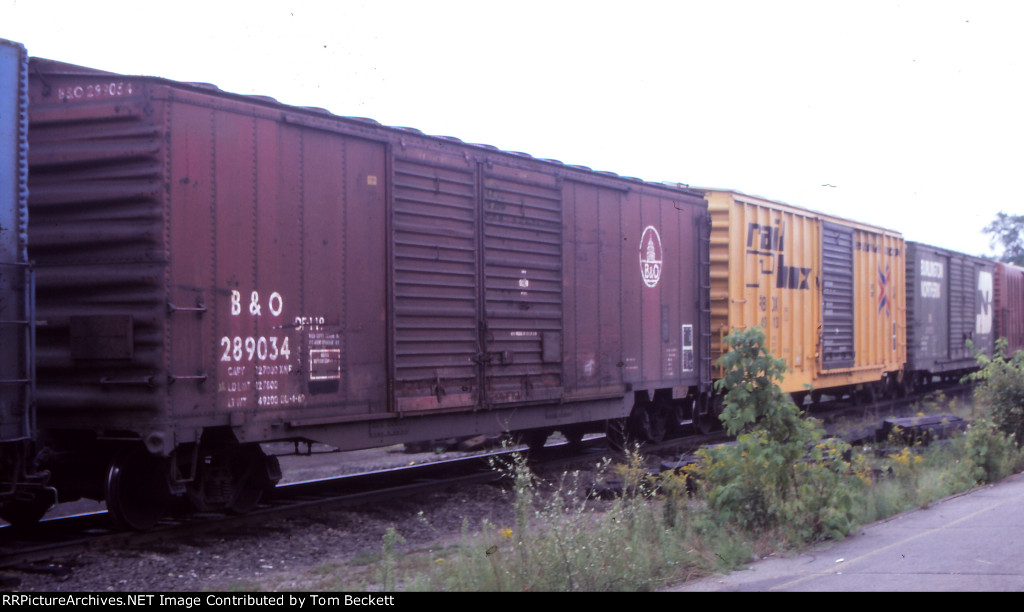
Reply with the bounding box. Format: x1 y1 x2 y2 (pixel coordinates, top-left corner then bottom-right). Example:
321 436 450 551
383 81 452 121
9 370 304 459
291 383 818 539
744 221 812 291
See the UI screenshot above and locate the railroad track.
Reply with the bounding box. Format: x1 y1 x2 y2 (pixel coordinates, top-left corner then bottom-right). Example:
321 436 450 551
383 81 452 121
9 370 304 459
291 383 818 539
0 382 974 579
0 436 611 573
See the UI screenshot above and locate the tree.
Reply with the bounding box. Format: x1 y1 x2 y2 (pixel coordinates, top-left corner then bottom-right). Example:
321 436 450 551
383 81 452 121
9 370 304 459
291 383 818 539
983 212 1024 266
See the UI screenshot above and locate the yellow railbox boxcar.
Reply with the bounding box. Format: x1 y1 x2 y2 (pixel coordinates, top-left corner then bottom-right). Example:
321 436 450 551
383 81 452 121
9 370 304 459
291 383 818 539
705 189 905 403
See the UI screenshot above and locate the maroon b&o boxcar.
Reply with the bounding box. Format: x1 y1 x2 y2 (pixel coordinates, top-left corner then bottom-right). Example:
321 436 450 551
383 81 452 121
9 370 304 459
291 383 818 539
23 59 710 527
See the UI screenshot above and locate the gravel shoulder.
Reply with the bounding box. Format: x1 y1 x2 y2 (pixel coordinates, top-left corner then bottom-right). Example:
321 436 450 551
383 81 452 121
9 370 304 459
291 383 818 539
5 444 521 592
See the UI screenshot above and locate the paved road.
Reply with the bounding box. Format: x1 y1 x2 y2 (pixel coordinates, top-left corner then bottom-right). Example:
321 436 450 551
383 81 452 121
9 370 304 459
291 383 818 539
669 471 1024 591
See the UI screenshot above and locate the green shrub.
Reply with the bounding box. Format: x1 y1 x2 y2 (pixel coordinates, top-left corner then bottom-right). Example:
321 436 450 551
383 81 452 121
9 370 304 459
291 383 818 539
969 339 1024 445
693 327 861 545
948 416 1023 485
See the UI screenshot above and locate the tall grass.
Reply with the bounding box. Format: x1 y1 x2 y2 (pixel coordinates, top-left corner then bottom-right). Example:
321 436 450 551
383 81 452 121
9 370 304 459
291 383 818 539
394 428 1022 591
408 450 706 592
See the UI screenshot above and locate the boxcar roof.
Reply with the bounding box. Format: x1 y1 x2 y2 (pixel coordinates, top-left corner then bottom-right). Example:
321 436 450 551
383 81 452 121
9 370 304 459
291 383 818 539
699 186 903 238
28 56 706 201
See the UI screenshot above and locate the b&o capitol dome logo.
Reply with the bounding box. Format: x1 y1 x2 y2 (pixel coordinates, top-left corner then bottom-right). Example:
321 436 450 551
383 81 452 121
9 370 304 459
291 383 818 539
639 225 662 288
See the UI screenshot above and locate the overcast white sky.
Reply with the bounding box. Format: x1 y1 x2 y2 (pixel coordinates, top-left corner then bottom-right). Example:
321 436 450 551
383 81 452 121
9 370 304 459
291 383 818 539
4 0 1020 257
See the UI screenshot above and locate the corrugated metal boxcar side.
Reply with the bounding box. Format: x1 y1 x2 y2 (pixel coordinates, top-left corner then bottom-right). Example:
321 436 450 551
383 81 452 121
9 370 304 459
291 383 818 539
705 189 905 400
994 262 1024 356
26 59 710 462
392 140 711 429
905 242 994 388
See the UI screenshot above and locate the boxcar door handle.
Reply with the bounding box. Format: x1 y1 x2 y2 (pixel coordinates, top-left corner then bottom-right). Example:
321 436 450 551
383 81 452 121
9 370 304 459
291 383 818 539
167 302 208 314
168 374 208 385
100 376 155 388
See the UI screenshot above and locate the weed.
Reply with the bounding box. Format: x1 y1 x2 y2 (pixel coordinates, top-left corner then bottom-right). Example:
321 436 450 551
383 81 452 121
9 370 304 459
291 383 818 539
377 527 405 592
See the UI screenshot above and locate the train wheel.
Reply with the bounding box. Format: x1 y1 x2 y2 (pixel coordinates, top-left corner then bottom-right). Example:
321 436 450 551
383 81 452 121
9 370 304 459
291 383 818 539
228 484 261 514
186 443 278 515
105 447 171 531
695 395 720 435
897 375 913 398
518 429 550 454
790 391 808 410
809 390 823 411
560 425 586 449
605 418 632 452
695 410 715 435
903 373 919 397
227 445 276 514
667 397 696 435
631 402 668 443
854 383 878 406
